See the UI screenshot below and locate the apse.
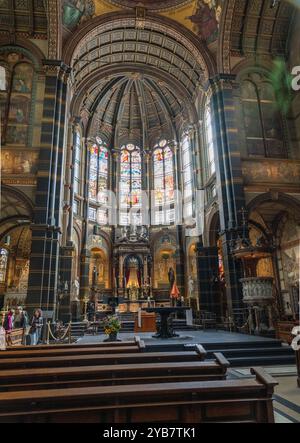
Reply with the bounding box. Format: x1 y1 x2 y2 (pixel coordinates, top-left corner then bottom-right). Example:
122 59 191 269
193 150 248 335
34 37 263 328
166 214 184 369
87 74 184 148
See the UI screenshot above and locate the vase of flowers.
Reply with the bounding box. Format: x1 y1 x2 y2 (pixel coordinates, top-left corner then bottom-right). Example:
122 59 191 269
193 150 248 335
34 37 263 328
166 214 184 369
102 315 121 342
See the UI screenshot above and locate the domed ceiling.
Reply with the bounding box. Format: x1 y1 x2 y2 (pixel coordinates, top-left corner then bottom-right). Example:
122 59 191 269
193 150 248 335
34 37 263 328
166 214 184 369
105 0 193 12
85 73 188 148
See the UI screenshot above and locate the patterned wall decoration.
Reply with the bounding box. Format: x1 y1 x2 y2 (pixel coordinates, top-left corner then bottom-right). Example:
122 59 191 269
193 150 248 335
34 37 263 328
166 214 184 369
242 159 300 186
0 51 36 147
0 0 47 37
104 0 193 12
1 150 39 175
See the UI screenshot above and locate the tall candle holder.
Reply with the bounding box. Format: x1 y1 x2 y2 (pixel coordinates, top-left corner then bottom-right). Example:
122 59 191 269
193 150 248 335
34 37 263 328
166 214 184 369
83 295 89 322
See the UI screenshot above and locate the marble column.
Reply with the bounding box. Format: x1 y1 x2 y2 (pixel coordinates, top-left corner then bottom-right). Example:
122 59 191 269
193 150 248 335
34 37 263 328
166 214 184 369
209 74 247 320
26 62 70 320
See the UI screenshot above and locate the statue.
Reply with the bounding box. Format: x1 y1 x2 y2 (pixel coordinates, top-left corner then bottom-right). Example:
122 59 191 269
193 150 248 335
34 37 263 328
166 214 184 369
188 276 195 298
72 279 80 301
168 267 175 290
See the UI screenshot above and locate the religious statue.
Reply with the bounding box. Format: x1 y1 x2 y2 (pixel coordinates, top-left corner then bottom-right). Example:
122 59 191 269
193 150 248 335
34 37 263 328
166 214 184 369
188 276 195 298
72 279 80 302
168 267 175 290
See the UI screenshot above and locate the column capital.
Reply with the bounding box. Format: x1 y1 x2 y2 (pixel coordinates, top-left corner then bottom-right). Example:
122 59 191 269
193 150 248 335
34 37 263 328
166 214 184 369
208 73 238 93
42 59 72 78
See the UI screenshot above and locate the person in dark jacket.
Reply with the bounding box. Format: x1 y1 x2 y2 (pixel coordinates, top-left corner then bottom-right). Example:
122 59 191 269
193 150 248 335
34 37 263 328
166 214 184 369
14 306 29 328
29 308 43 345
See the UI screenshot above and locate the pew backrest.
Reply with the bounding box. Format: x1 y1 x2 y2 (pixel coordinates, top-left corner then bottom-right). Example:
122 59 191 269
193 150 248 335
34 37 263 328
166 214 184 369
0 368 278 423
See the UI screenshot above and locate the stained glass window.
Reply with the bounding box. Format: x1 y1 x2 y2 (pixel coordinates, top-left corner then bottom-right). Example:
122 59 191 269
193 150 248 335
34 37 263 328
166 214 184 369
182 135 193 220
241 73 286 158
0 248 8 283
74 130 81 195
88 138 109 225
204 105 216 177
153 140 175 225
119 144 142 225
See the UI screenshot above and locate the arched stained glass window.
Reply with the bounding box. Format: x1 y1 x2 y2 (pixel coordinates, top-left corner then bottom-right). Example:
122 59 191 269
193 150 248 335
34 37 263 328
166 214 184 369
241 73 286 158
74 130 81 195
204 104 216 177
89 138 109 225
181 134 193 220
0 248 8 283
119 144 142 226
153 140 175 225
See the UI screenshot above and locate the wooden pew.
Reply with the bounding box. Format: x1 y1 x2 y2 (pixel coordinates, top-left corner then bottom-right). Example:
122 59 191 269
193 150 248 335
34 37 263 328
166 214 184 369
0 345 208 370
0 338 145 359
0 368 278 423
0 354 229 392
1 336 143 353
296 349 300 388
5 329 24 347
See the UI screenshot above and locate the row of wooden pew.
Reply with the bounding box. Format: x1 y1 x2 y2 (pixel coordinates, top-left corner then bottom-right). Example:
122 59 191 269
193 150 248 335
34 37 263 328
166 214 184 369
0 337 278 423
297 349 300 388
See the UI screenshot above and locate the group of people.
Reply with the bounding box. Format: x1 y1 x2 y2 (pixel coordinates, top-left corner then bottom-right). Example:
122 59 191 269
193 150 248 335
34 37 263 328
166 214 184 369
2 307 43 346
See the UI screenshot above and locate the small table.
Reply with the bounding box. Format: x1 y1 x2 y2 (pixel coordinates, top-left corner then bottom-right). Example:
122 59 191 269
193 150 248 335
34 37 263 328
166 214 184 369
145 307 189 339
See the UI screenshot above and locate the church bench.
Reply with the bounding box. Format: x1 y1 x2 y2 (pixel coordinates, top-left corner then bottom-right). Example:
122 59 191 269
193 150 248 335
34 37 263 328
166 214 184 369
0 368 278 423
0 340 145 359
0 345 208 370
3 336 143 353
0 355 229 392
0 350 209 370
296 349 300 388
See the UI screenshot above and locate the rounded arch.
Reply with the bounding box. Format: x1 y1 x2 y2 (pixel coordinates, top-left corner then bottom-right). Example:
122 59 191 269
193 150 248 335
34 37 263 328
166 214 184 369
0 185 34 240
207 207 220 247
63 11 216 78
247 192 300 219
0 43 44 72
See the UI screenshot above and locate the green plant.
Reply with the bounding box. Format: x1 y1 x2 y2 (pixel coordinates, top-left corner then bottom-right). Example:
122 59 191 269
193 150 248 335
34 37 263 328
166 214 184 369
102 315 121 336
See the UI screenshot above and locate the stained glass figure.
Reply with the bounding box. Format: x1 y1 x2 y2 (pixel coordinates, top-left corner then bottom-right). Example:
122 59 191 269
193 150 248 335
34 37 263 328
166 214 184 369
153 140 175 225
119 144 142 225
88 140 109 224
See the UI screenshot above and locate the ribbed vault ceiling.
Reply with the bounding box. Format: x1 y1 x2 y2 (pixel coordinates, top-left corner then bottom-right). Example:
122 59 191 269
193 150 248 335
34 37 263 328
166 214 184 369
70 15 211 146
230 0 295 55
85 73 187 146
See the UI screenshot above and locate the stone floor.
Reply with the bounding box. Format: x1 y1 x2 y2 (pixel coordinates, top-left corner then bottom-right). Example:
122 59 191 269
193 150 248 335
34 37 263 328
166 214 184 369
230 366 300 423
77 329 277 345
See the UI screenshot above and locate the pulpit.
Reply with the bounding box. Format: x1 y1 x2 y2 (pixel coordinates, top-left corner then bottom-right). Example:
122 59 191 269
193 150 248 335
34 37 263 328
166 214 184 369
134 311 156 333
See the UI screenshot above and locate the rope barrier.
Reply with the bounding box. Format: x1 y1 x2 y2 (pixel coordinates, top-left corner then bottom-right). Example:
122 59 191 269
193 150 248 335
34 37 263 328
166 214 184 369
47 322 71 342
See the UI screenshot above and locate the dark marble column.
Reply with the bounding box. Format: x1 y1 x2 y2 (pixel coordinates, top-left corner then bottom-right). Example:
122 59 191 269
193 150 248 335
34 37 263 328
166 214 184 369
26 62 70 320
209 74 247 319
196 242 220 316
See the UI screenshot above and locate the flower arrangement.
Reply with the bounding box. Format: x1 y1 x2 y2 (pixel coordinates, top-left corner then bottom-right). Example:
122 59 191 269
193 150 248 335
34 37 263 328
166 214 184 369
102 315 121 336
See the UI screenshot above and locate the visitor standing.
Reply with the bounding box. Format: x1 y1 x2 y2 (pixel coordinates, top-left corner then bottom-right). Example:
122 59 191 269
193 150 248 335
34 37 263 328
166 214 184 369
14 306 29 345
3 308 14 346
29 309 43 345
